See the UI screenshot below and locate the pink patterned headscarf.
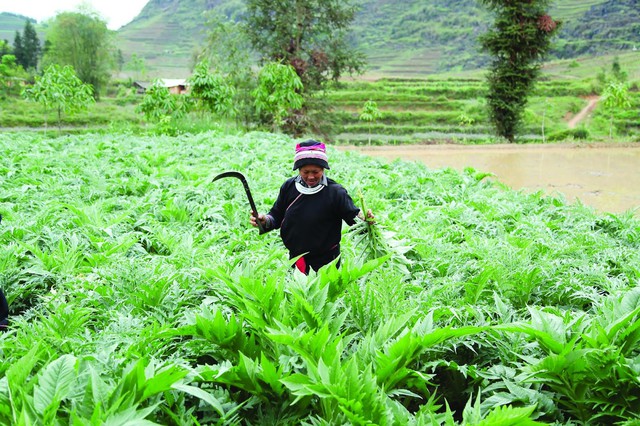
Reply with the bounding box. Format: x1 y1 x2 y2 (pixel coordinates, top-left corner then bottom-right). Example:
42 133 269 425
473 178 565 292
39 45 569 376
293 140 330 170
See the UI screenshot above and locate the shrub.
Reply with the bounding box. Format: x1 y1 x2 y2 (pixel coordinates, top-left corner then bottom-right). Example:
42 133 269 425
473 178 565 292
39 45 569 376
547 127 590 141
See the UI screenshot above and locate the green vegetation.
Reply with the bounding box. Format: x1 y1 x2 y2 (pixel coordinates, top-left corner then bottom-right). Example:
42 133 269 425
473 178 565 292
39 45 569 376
12 20 40 71
43 12 114 97
100 0 640 79
195 13 256 128
0 96 140 130
135 80 189 135
3 73 638 144
479 0 561 142
358 99 382 145
0 54 28 98
243 0 365 134
21 64 94 131
1 131 640 424
187 60 236 118
1 1 638 143
252 62 303 133
601 82 632 139
326 77 639 145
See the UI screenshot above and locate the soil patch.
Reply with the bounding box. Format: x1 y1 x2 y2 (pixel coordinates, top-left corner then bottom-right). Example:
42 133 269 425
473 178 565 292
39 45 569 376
567 96 599 129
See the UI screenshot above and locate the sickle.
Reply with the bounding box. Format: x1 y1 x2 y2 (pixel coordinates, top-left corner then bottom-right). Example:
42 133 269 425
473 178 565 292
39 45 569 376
212 171 266 235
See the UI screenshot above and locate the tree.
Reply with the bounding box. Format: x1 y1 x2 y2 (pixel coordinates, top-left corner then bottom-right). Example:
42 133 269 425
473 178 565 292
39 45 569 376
0 39 11 58
21 20 41 70
22 64 94 131
243 0 365 133
187 59 236 118
12 32 24 68
136 81 178 122
479 1 560 142
252 61 304 132
43 12 113 98
611 57 628 83
198 13 256 126
198 13 254 81
13 21 41 71
601 81 631 139
136 80 188 135
359 100 382 145
125 53 147 82
0 55 28 97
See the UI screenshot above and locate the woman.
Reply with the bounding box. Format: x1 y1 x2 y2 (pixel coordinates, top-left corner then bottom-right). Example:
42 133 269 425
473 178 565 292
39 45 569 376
251 140 372 274
0 289 8 331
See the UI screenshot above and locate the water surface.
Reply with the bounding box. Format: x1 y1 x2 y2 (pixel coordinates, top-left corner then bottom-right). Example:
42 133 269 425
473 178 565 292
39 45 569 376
341 144 640 215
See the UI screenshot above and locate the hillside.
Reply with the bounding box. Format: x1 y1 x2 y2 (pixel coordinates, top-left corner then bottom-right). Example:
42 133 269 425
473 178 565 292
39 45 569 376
2 0 639 79
116 0 245 77
0 12 36 43
111 0 640 78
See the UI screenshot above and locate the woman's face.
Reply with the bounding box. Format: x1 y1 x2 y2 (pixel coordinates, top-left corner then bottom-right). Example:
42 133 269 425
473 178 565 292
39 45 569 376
299 165 324 187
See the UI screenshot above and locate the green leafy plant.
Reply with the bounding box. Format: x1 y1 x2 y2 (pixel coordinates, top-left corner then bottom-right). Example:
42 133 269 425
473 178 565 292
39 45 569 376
359 99 382 145
252 61 304 132
601 81 632 138
136 80 187 134
22 64 94 131
497 289 640 423
479 0 561 142
187 59 236 118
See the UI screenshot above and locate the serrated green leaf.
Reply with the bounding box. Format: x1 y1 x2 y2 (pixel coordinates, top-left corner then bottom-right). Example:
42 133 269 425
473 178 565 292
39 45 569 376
33 354 77 414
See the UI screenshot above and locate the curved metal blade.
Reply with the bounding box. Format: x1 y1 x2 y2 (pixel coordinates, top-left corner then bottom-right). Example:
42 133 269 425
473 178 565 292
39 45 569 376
212 171 266 234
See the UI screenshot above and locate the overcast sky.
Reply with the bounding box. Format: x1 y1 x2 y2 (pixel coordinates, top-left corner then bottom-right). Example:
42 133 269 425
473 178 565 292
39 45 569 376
0 0 149 30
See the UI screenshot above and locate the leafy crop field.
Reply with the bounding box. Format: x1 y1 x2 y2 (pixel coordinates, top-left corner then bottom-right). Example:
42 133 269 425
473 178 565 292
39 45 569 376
1 132 640 424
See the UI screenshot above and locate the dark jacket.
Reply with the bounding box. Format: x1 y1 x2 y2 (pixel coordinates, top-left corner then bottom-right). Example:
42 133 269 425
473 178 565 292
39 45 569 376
0 289 8 329
267 177 360 263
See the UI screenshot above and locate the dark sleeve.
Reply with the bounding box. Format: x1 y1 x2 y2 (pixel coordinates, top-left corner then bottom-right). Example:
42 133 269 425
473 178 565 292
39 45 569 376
0 289 8 323
334 184 360 226
266 180 290 230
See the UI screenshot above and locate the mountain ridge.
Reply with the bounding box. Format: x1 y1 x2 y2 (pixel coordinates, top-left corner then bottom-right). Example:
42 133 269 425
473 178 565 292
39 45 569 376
113 0 640 78
2 0 639 79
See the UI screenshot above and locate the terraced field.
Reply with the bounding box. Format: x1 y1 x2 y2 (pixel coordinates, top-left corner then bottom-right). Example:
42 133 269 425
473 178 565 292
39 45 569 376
551 0 608 21
327 78 640 145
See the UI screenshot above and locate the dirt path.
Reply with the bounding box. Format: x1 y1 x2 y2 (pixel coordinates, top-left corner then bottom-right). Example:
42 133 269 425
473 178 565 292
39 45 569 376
567 96 599 129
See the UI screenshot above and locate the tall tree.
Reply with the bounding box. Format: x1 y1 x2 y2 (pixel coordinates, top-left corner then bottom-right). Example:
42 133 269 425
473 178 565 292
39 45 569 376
243 0 365 134
12 32 24 68
479 0 560 142
43 12 113 98
21 20 41 70
244 0 365 89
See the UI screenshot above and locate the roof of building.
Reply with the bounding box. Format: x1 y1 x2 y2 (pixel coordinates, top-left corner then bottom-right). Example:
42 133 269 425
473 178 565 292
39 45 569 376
133 79 188 89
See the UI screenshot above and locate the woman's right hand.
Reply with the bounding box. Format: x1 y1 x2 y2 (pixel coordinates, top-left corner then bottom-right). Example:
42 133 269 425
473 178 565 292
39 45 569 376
250 212 266 228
